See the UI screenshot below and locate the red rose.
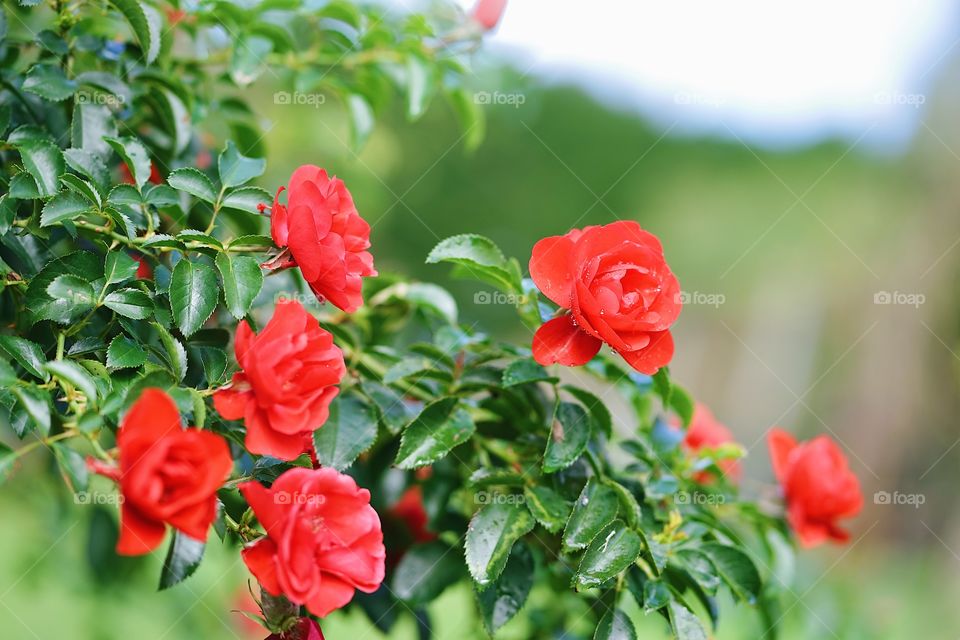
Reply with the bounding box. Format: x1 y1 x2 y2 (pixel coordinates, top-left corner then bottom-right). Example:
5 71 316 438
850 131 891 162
90 388 232 555
529 221 681 374
240 468 386 618
683 402 741 482
213 299 345 461
269 165 377 312
390 485 435 544
768 429 863 547
471 0 507 30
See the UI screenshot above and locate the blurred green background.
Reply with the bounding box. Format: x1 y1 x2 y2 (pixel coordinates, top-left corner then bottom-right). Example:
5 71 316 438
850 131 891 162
5 13 960 640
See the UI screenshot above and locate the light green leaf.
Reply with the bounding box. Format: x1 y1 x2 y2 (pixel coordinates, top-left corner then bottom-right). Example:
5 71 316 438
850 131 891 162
215 253 263 319
218 141 265 188
426 234 522 293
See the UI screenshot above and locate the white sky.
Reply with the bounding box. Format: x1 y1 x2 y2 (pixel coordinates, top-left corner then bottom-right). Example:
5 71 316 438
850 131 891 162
470 0 960 150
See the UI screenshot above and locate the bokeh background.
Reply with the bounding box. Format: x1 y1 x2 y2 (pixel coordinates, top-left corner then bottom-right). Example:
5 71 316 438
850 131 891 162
4 0 960 638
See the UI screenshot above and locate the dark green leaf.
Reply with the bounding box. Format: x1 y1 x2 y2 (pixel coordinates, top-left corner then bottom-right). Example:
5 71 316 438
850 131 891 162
46 360 99 407
391 541 465 605
108 0 161 63
159 531 205 590
104 252 139 285
0 335 49 380
13 138 64 197
52 443 89 492
23 64 76 101
104 137 151 190
701 543 762 604
503 359 553 387
668 601 708 640
543 402 591 473
104 289 153 319
107 335 147 369
46 275 95 315
476 541 533 634
312 392 378 471
169 260 218 337
41 192 91 227
12 385 51 435
215 253 263 319
563 385 613 439
523 485 571 533
71 103 117 156
396 399 475 469
464 501 535 589
167 168 217 203
575 520 642 589
221 186 271 213
563 479 619 552
346 93 374 150
594 610 637 640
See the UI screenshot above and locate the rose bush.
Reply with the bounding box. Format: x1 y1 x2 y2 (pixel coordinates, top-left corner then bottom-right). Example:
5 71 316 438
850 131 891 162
0 0 863 638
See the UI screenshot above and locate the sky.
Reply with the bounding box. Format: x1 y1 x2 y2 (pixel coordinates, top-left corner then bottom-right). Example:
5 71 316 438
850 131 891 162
468 0 960 151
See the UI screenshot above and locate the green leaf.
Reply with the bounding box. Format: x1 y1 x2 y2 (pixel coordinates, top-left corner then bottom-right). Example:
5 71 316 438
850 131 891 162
71 103 117 156
391 541 465 605
395 398 476 469
52 442 89 492
221 186 271 213
149 87 191 154
104 252 139 285
227 234 274 250
594 610 637 640
543 402 591 473
476 541 533 634
106 335 147 369
22 64 76 101
230 35 273 86
364 381 418 434
563 385 613 440
45 360 99 407
64 149 110 192
0 336 49 381
218 141 265 188
668 601 708 640
0 195 15 234
312 392 378 471
523 485 571 533
13 138 64 197
159 531 205 590
8 173 40 199
104 289 153 319
104 136 151 190
346 93 374 150
60 174 102 208
154 322 187 381
503 359 553 387
11 385 51 435
575 520 642 589
426 234 521 294
169 260 218 337
464 501 535 589
406 56 436 121
215 253 263 319
563 479 619 552
108 0 161 64
178 230 223 249
701 543 762 604
46 275 95 315
670 383 695 428
41 191 92 227
448 87 485 152
167 168 217 203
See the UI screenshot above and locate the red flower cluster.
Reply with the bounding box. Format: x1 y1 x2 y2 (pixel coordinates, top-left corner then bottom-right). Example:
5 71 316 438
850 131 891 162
90 389 232 555
529 221 681 374
269 165 377 313
214 299 345 461
768 429 863 547
240 468 386 618
682 402 741 482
